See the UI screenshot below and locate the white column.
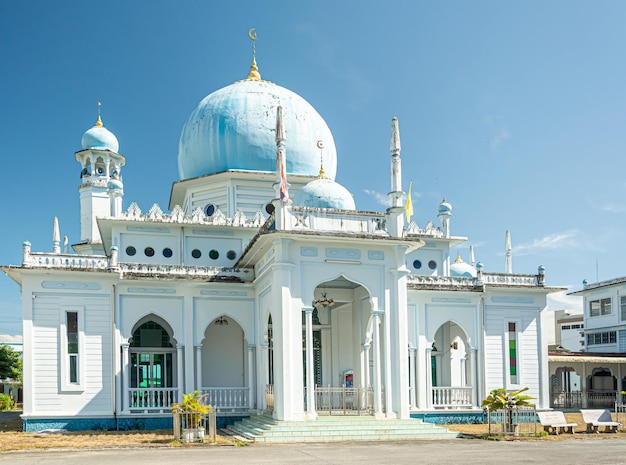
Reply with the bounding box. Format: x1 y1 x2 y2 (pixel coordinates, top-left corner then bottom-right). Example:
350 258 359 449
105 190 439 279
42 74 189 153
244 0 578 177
259 342 269 412
363 343 371 388
470 347 478 406
409 347 416 410
425 345 433 409
122 343 129 413
304 307 317 419
372 311 384 418
247 344 255 411
195 345 202 391
177 344 184 402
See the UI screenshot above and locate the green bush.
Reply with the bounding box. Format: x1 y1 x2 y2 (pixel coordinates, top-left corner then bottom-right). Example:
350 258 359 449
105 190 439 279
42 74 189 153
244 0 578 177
0 393 14 411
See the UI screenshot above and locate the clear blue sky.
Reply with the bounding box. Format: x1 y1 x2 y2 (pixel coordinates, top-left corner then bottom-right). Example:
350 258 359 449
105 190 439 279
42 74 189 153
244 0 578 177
2 0 625 335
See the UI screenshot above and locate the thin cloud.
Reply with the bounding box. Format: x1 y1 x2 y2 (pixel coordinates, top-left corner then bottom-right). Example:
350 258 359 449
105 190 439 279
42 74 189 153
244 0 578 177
547 288 583 313
513 230 578 256
489 128 510 149
363 189 389 206
600 203 626 214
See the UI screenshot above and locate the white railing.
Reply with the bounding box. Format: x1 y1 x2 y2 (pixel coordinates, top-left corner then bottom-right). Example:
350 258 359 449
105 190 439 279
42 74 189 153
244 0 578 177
26 253 108 269
481 273 539 286
432 386 473 408
289 207 388 235
486 406 537 435
128 387 178 413
201 387 249 414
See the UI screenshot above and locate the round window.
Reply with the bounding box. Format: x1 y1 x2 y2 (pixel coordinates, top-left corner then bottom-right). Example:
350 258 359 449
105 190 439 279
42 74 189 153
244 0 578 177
428 260 437 270
204 204 216 217
413 259 422 269
126 246 136 256
163 248 173 258
226 250 237 260
209 249 219 260
191 249 202 259
144 247 155 257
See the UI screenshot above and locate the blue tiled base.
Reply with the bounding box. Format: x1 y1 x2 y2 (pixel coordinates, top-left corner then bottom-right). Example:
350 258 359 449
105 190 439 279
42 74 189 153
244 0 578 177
23 415 247 433
411 411 485 424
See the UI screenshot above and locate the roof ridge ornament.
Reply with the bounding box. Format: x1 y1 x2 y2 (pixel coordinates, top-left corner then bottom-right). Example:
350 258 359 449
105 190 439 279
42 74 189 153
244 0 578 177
247 28 261 80
316 140 329 179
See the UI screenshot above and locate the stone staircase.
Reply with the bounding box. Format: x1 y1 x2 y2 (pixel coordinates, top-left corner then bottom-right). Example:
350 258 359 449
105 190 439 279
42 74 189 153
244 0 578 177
227 415 460 443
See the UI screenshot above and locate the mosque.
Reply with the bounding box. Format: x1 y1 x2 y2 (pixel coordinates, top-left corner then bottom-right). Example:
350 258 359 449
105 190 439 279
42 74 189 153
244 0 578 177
3 37 561 433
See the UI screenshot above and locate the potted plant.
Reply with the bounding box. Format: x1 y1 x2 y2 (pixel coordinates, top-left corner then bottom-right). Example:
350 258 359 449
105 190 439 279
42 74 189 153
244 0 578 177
481 387 534 435
172 390 211 442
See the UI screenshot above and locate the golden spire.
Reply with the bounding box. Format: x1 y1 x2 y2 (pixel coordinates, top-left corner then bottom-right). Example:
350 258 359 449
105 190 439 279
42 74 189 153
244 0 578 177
95 101 103 127
454 251 464 264
247 28 261 80
316 140 329 179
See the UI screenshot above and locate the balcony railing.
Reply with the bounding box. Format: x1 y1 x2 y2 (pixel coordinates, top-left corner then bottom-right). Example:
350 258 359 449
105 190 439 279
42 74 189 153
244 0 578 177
201 387 249 414
310 385 379 416
128 387 179 413
432 386 473 408
550 391 617 409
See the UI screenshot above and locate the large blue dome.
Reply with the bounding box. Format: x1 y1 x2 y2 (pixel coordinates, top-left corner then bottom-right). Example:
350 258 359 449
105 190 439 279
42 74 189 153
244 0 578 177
178 79 337 180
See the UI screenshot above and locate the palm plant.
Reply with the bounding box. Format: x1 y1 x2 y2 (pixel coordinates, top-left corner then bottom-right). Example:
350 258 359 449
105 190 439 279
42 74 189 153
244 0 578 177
171 390 211 429
482 387 534 432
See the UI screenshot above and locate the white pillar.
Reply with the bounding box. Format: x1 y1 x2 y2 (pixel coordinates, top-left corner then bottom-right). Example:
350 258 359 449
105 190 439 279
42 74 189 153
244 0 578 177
247 344 255 411
470 347 478 407
304 307 317 419
195 345 202 391
177 344 184 402
409 347 417 410
372 311 384 418
425 345 433 409
363 343 371 388
122 343 129 413
260 342 269 412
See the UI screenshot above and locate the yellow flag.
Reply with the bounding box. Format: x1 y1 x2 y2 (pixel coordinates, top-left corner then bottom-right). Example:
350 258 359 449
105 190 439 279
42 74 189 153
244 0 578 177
405 181 413 223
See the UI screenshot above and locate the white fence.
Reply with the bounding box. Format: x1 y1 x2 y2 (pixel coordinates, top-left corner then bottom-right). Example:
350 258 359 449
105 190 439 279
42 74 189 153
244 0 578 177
432 386 473 408
128 387 178 413
201 387 249 414
486 406 537 436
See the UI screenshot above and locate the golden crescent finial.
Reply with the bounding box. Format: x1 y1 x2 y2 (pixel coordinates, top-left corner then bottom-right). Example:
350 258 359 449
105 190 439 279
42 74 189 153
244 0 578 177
95 101 103 127
246 28 261 80
248 28 257 40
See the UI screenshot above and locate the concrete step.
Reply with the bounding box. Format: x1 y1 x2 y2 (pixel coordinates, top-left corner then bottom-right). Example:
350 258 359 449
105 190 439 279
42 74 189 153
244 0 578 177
227 415 460 443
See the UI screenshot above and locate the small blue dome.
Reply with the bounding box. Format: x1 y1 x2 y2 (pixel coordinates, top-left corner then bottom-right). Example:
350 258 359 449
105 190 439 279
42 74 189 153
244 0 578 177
292 177 355 210
81 119 119 152
438 198 452 214
107 177 123 191
178 79 337 180
450 254 476 278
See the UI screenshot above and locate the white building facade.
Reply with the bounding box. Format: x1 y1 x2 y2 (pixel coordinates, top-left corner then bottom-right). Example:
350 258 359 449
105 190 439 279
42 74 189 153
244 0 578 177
4 53 559 432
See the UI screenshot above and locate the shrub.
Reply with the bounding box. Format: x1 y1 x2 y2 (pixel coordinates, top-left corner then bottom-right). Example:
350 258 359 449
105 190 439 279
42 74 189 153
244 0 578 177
0 393 15 411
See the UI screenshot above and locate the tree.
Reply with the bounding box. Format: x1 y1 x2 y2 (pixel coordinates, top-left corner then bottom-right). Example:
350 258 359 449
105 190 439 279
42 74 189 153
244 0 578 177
0 344 21 383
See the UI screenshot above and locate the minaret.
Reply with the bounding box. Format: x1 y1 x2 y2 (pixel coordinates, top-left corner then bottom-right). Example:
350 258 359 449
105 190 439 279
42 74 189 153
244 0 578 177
387 117 405 238
469 245 475 266
52 217 60 254
74 103 125 255
505 230 512 273
437 198 452 238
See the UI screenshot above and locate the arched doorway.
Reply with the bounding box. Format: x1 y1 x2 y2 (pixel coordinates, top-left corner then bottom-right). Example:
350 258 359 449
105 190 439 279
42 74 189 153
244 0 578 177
431 321 472 408
128 317 177 413
550 366 582 408
200 315 248 413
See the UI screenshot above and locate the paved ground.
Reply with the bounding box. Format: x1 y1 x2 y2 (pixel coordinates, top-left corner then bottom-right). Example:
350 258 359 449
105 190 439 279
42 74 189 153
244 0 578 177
1 439 626 465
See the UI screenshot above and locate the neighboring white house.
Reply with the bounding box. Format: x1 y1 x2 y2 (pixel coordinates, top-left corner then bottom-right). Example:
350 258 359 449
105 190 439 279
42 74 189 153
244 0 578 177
2 50 561 432
553 310 584 353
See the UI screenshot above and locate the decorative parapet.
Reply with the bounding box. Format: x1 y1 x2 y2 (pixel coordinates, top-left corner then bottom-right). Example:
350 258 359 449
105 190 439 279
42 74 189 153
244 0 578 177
482 272 541 287
404 220 445 238
407 271 544 290
119 202 266 228
25 252 109 270
287 207 388 235
119 263 254 282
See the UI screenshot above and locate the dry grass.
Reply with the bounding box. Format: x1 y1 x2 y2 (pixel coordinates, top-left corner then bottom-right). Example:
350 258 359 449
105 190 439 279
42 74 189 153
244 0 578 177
0 412 238 452
447 412 626 440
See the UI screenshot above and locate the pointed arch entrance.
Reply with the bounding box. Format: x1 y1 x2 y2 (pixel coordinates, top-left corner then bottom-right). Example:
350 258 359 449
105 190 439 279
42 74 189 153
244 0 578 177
127 317 178 413
430 321 473 408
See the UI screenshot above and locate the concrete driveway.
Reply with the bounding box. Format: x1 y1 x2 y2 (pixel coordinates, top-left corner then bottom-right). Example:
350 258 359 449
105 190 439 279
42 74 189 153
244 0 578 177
1 439 626 465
